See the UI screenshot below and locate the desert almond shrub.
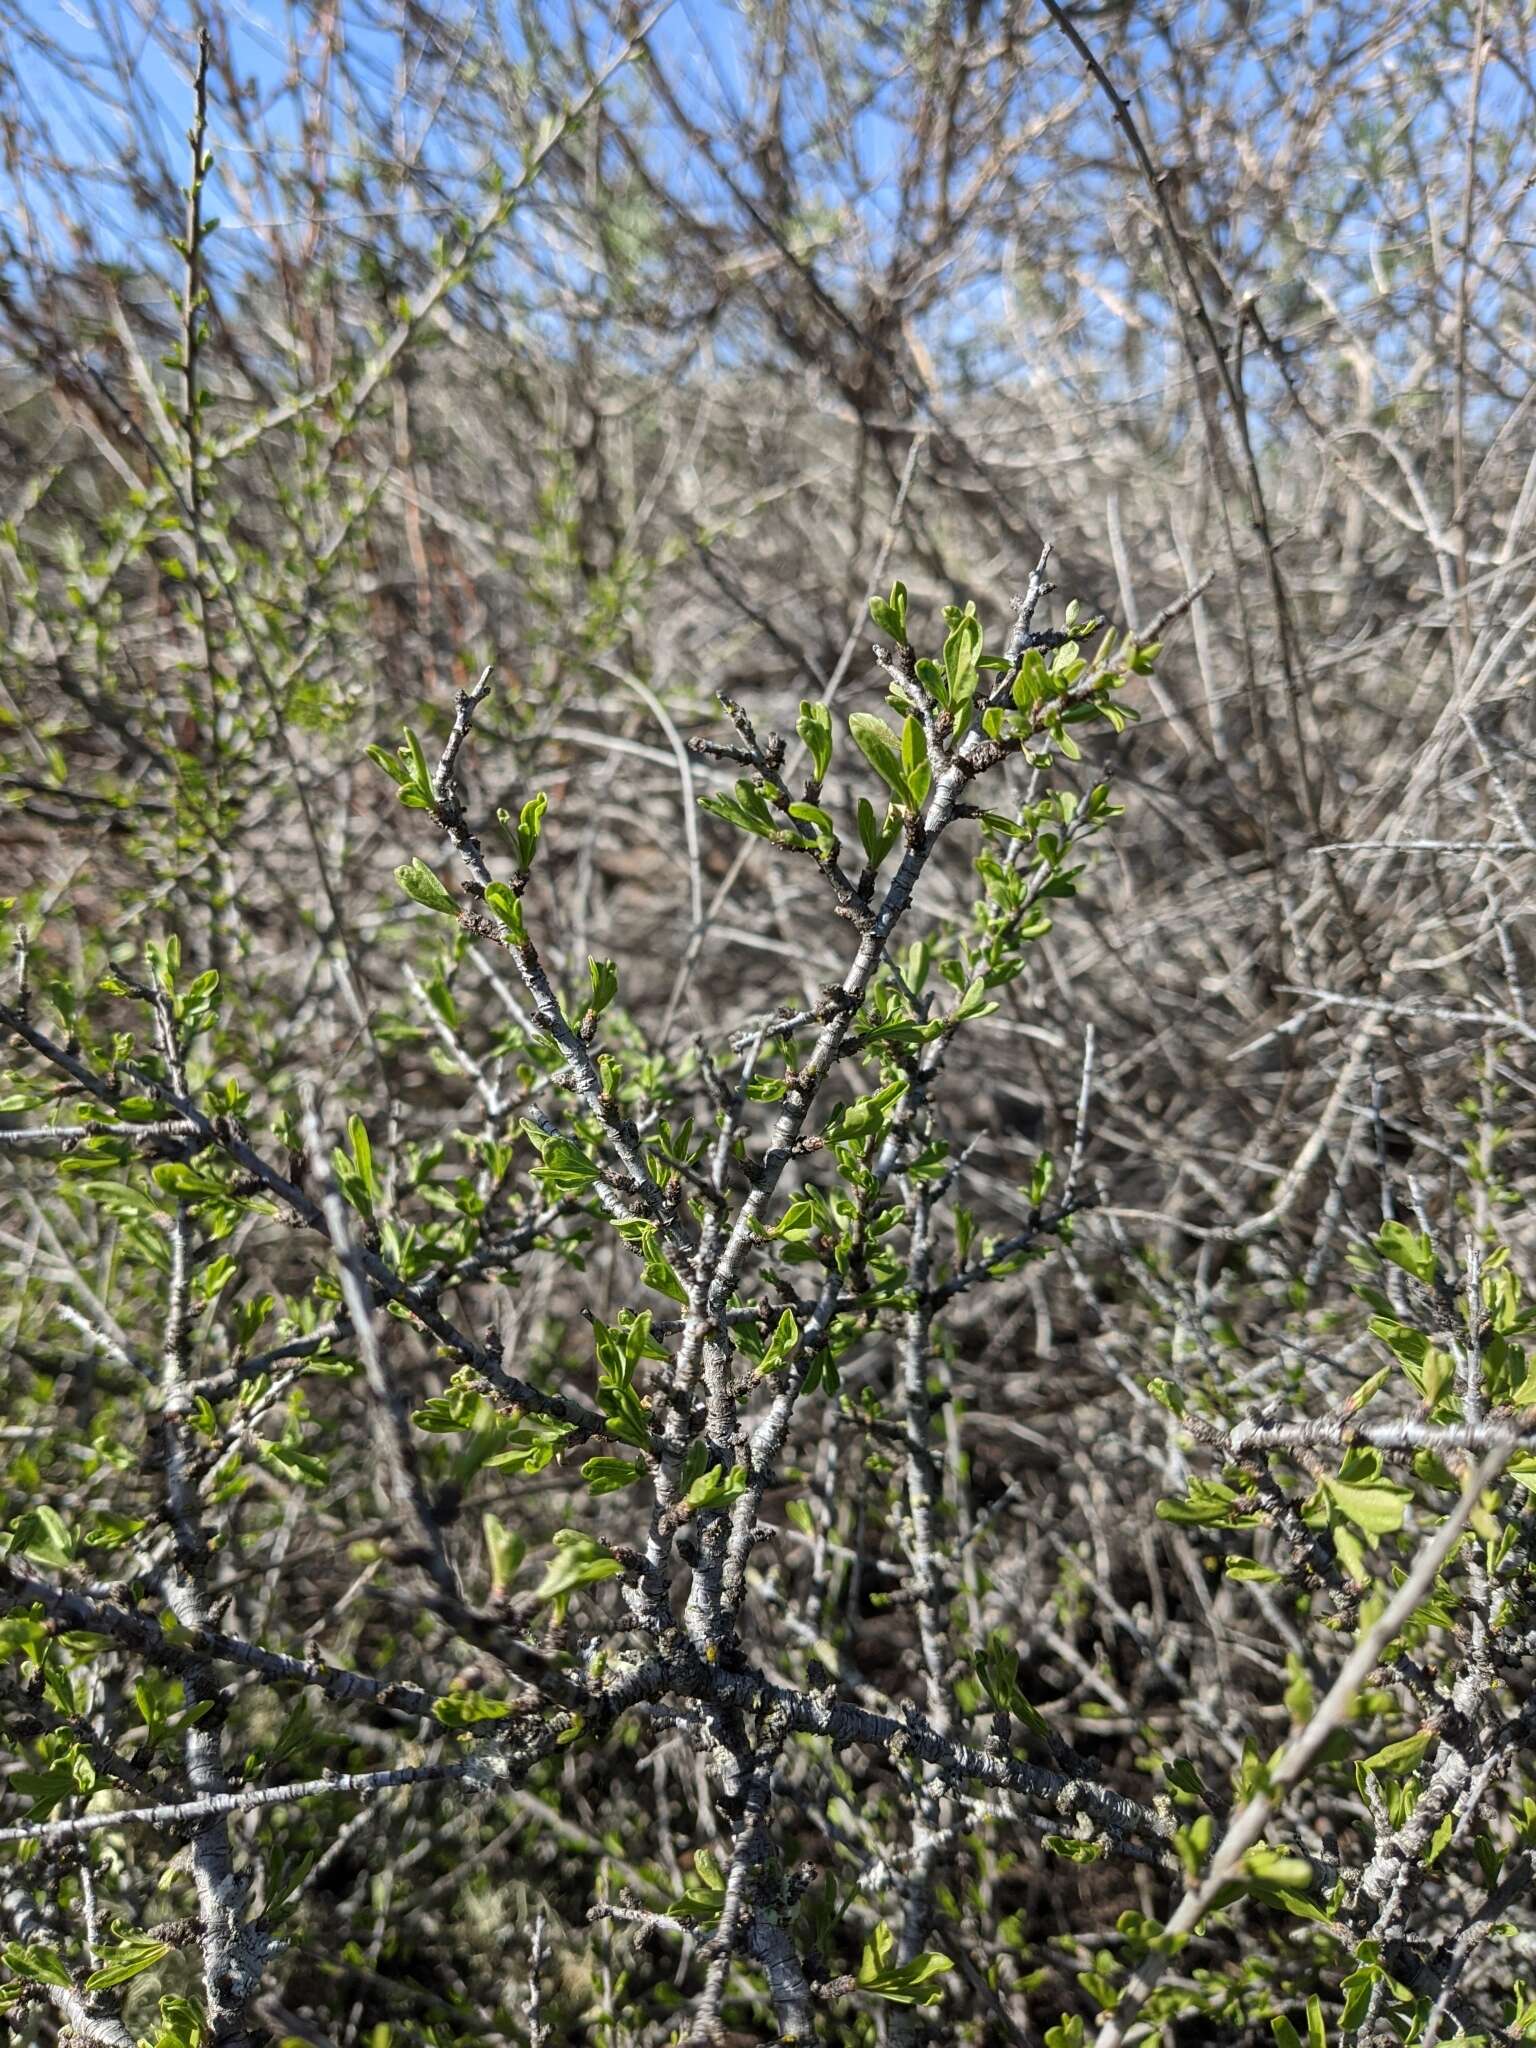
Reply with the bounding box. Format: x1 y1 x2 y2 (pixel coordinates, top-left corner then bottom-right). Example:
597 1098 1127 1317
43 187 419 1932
6 559 1536 2048
7 4 1536 2044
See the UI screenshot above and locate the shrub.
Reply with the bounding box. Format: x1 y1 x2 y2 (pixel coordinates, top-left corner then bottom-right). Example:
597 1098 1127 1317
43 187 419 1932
1 574 1176 2043
6 7 1536 2046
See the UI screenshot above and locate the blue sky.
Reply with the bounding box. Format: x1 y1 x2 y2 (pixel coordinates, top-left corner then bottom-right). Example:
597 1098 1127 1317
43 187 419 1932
4 0 1524 440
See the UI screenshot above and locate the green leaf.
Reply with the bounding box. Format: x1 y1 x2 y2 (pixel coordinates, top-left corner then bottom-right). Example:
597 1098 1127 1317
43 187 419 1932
433 1692 514 1726
482 881 527 941
366 741 410 787
1339 1961 1380 2029
413 1386 480 1432
534 1530 622 1623
482 1512 525 1596
1358 1729 1434 1777
83 1512 147 1549
9 1763 76 1821
6 1506 75 1568
1155 1479 1261 1529
84 1936 173 1990
346 1116 377 1210
675 1847 728 1922
856 796 901 871
143 1995 204 2048
857 1923 952 2006
395 859 458 917
756 1308 800 1376
699 780 785 842
523 1129 599 1198
1374 1221 1437 1284
582 1456 643 1496
587 957 619 1015
1242 1844 1313 1890
2 1941 72 1987
823 1077 906 1146
1322 1474 1412 1538
685 1463 749 1510
1012 648 1051 713
262 1849 317 1925
797 701 833 782
1162 1758 1208 1801
1043 1834 1104 1864
395 726 436 810
514 791 548 870
869 580 908 643
787 801 836 843
942 608 982 725
1368 1316 1453 1402
848 712 912 807
900 715 932 805
1045 2022 1086 2048
258 1441 329 1489
951 978 996 1024
1349 1365 1393 1411
484 1420 573 1474
1333 1522 1370 1585
977 1628 1018 1711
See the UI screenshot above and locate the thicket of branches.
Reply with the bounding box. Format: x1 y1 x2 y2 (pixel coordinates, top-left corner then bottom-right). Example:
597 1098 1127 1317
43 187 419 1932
4 3 1536 2044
